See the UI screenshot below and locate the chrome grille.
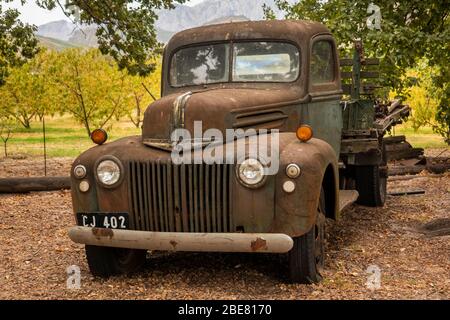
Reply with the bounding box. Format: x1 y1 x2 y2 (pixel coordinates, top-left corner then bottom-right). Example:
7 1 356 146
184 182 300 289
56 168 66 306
128 161 233 232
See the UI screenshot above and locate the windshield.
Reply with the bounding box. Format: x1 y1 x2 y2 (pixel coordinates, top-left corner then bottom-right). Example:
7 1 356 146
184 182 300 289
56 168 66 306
170 42 300 87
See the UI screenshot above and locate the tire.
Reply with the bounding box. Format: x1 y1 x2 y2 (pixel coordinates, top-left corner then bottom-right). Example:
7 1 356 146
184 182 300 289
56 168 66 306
288 189 326 284
355 140 387 207
355 165 387 207
85 245 146 278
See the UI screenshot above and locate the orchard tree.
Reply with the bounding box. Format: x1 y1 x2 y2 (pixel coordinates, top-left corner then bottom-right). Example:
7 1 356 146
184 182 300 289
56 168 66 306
0 52 52 129
266 0 450 144
125 59 161 128
34 0 185 76
0 114 14 157
50 49 131 137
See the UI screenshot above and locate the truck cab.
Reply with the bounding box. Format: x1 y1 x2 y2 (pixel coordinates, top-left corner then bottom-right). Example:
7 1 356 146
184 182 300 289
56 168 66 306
68 20 389 283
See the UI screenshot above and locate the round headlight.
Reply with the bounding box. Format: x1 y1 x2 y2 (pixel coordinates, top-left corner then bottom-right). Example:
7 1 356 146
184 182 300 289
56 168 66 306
97 160 121 186
237 158 266 187
73 165 87 179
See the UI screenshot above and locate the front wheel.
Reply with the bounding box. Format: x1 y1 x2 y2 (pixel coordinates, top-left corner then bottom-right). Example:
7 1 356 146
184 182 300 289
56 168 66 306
288 189 325 284
85 245 146 278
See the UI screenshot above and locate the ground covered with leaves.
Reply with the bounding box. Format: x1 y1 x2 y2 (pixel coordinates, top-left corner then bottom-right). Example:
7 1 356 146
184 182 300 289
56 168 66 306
0 156 448 300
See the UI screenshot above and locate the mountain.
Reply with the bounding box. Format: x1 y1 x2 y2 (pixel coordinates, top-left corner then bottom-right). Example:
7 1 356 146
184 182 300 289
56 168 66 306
36 35 82 51
36 0 291 47
68 26 98 47
155 0 286 32
36 20 76 41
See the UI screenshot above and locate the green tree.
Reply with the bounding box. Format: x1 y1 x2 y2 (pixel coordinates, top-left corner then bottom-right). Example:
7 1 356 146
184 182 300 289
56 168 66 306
35 0 185 76
124 59 161 128
0 51 52 128
0 115 14 157
266 0 450 144
50 49 131 137
0 2 39 85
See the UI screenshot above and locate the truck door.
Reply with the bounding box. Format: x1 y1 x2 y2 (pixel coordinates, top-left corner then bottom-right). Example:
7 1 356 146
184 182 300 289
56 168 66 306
300 35 343 156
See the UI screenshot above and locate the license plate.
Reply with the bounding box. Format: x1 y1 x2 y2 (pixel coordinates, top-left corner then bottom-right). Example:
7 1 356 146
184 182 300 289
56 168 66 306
76 213 129 229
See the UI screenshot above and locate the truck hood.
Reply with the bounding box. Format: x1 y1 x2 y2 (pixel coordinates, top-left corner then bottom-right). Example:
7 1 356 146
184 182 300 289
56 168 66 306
142 87 304 149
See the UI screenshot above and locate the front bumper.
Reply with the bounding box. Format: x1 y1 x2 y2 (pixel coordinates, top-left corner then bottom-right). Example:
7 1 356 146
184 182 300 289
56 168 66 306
68 227 294 253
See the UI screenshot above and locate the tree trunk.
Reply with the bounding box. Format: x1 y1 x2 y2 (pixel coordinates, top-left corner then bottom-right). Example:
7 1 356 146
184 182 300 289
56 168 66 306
84 119 91 137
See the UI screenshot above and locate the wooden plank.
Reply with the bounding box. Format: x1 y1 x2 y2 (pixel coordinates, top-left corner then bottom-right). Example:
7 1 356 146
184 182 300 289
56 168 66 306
339 190 359 212
360 71 380 78
363 58 380 65
340 58 379 66
339 58 353 66
340 71 352 79
388 189 425 196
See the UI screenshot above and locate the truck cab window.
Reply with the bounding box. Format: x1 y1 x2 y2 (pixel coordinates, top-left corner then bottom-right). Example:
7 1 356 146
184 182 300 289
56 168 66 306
170 44 230 87
232 42 300 82
311 40 335 84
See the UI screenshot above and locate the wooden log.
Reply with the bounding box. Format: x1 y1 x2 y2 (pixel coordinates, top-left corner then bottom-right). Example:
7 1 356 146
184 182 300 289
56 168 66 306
388 165 426 176
388 99 401 113
386 147 424 161
385 142 413 152
0 177 71 193
384 135 406 144
389 163 450 176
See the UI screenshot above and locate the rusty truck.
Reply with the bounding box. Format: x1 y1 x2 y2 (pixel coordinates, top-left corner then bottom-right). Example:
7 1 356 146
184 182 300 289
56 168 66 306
68 20 409 283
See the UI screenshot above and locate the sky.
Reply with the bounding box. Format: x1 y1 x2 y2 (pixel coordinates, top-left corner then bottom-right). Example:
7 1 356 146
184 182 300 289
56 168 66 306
3 0 207 26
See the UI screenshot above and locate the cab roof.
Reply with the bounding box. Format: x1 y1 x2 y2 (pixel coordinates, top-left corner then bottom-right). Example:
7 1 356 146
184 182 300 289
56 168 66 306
165 20 331 52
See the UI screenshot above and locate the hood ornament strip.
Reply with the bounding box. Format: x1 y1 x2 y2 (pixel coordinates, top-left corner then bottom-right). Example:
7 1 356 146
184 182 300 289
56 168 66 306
173 91 192 130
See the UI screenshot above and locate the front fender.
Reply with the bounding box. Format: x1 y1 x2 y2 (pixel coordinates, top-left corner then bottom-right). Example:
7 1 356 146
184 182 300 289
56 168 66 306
270 133 339 237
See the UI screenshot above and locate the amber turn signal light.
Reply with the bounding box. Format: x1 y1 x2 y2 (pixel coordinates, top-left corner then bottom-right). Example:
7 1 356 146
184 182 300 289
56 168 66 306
91 128 108 145
296 125 313 142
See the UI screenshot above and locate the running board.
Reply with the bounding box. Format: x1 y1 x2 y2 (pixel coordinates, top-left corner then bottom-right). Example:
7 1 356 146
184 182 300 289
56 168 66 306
339 190 359 212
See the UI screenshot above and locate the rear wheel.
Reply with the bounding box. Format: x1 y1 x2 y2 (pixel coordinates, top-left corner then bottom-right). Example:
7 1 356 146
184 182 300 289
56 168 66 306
355 165 387 207
85 245 146 278
354 141 387 207
288 189 325 284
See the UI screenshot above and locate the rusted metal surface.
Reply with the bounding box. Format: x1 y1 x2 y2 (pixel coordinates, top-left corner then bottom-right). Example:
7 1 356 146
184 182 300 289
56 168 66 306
71 133 339 238
70 20 349 251
273 134 339 236
68 226 294 253
143 20 342 149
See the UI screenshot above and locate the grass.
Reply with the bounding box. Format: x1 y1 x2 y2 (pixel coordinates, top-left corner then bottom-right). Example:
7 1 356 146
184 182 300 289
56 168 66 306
1 116 448 159
391 124 449 149
3 116 140 158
